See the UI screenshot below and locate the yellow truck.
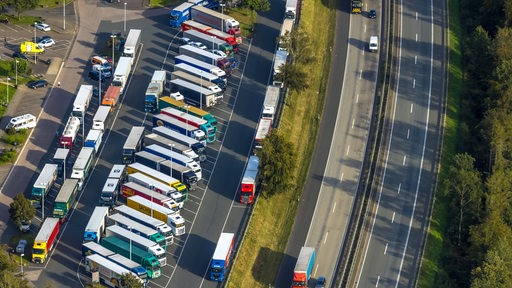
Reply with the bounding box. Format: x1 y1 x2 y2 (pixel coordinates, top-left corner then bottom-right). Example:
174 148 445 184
20 41 44 54
32 218 60 263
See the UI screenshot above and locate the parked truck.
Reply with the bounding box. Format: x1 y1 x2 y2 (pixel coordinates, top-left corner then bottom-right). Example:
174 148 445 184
254 118 272 150
190 5 241 43
144 70 167 113
101 236 161 278
100 164 126 206
181 20 238 49
183 29 233 55
112 56 133 93
59 116 80 153
351 0 362 13
262 85 281 121
292 247 315 288
121 182 180 213
114 205 174 245
72 84 93 118
84 129 103 155
153 113 207 145
123 29 141 60
127 162 189 196
85 254 144 287
108 213 167 248
240 155 259 204
160 107 216 142
159 96 217 133
285 0 299 20
153 125 206 155
52 178 79 221
71 147 95 190
170 78 221 109
278 19 294 51
174 63 226 89
179 44 237 71
128 171 187 205
83 206 110 243
106 225 166 267
127 195 186 236
171 70 223 94
92 106 111 132
30 164 58 208
102 85 121 111
53 148 69 177
144 133 200 162
175 55 227 80
210 232 234 282
32 218 60 263
144 144 202 179
122 126 145 164
169 2 194 27
160 161 198 191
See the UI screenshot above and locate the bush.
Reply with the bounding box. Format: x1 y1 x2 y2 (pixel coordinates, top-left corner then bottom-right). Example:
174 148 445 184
3 129 28 145
0 61 11 76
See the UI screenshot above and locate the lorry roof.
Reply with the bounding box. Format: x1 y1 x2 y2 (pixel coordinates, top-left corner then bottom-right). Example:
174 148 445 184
102 236 156 259
93 106 111 122
171 78 217 96
106 225 160 248
192 5 236 21
114 205 168 227
294 247 315 271
109 213 160 236
128 195 177 216
33 164 58 188
73 147 95 170
85 206 110 232
146 144 195 165
242 156 259 182
184 29 229 45
83 241 115 257
123 181 176 203
171 70 218 88
174 63 220 81
129 162 180 184
73 85 93 109
123 126 145 150
62 117 80 137
114 57 132 76
175 54 221 71
145 133 192 153
151 70 167 82
86 254 136 277
153 113 200 133
212 233 234 260
85 129 102 142
124 29 141 48
128 172 175 194
108 164 126 179
255 118 272 140
161 107 208 125
53 148 69 161
108 253 144 269
136 149 165 163
172 2 194 12
35 218 59 242
153 125 201 146
54 179 79 203
102 178 119 193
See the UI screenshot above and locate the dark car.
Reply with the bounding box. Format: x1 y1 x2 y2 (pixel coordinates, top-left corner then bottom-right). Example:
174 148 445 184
12 52 28 61
0 18 8 24
16 239 27 254
315 276 326 288
369 9 377 19
88 70 106 81
27 79 49 89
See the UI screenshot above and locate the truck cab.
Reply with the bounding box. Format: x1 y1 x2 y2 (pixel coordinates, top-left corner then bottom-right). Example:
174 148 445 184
369 36 378 52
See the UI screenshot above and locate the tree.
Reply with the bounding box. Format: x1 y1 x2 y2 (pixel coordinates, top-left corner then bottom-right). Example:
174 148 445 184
244 0 270 12
9 194 35 231
471 238 512 288
120 272 143 287
11 0 38 19
465 26 493 89
274 62 309 91
256 130 296 197
10 59 30 77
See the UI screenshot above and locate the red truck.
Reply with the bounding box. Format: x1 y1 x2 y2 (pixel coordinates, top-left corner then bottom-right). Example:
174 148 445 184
32 218 60 263
181 20 238 51
59 116 81 153
240 156 259 204
102 85 121 111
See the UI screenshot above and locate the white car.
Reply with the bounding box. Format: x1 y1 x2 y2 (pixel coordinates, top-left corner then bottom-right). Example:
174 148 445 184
37 38 55 48
211 50 227 58
35 22 51 32
178 37 191 45
189 41 207 50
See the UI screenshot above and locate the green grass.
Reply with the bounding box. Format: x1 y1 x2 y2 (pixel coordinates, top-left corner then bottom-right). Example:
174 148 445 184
417 0 462 286
0 14 43 26
229 7 257 37
227 1 336 287
37 0 71 9
149 0 178 7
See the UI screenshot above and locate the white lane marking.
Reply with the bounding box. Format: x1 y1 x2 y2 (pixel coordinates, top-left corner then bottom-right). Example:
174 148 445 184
346 145 350 155
314 264 319 276
392 212 396 223
407 129 410 139
352 118 355 129
340 172 344 183
364 24 367 33
415 55 417 64
398 183 401 195
384 243 388 255
356 94 359 103
410 103 414 113
376 275 381 287
403 155 407 166
416 33 418 42
413 79 416 88
324 232 329 244
332 202 337 213
416 12 418 20
360 70 363 79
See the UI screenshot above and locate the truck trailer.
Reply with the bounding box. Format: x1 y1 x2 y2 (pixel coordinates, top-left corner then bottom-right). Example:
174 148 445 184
190 6 241 43
52 148 69 177
121 182 180 213
183 29 233 55
71 147 95 190
170 78 221 109
85 254 144 287
174 55 227 81
144 70 167 113
179 44 237 71
171 70 223 93
210 232 234 282
144 133 200 162
153 113 207 144
254 118 272 150
112 56 133 93
160 106 216 142
127 162 189 196
127 171 187 205
101 85 121 111
59 116 80 153
30 164 58 208
32 218 60 263
92 105 111 132
174 63 226 89
181 20 238 49
122 126 145 164
153 125 206 155
72 84 93 118
144 144 202 179
108 213 167 248
240 155 259 204
292 247 315 288
159 96 217 134
52 178 79 221
83 206 110 243
100 164 126 206
113 205 174 244
123 29 141 60
84 129 103 155
262 85 281 121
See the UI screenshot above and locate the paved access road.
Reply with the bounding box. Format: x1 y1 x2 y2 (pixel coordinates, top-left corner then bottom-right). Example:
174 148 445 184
354 0 446 286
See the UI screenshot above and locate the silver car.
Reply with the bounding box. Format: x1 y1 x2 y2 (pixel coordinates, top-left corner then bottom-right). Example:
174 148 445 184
189 41 207 50
38 38 55 48
16 239 27 254
34 22 51 31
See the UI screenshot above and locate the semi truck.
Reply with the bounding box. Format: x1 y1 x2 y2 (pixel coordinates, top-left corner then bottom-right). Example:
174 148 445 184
114 205 174 244
160 106 216 142
82 242 148 280
84 129 103 155
171 70 223 93
292 247 315 288
183 29 233 55
105 225 166 266
59 116 80 153
112 56 133 93
240 155 259 204
254 118 272 150
127 162 189 196
181 20 238 49
71 147 95 190
52 178 79 221
128 171 188 204
174 63 226 89
144 133 200 162
153 125 206 155
210 232 234 282
190 5 241 43
351 0 362 13
273 49 288 79
262 85 281 121
122 126 145 164
121 182 180 213
160 161 198 191
32 218 60 263
127 195 186 236
101 236 161 278
108 213 167 248
123 29 142 60
92 106 111 131
100 164 126 206
169 2 194 27
144 70 167 113
144 144 202 179
278 19 294 50
30 164 58 208
101 85 121 111
175 55 227 81
85 254 144 287
83 206 110 243
285 0 299 20
53 148 69 177
179 44 237 71
159 96 217 133
153 113 207 145
72 84 93 118
170 78 221 109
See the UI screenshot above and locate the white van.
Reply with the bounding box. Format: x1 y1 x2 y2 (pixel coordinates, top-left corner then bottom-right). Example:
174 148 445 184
91 56 109 66
6 114 37 131
369 36 378 52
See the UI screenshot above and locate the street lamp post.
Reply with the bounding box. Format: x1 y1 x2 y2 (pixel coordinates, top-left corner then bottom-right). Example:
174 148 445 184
20 254 24 274
129 226 133 260
99 69 102 106
184 105 190 130
200 72 203 109
220 3 225 33
170 144 174 177
15 60 18 86
6 77 9 104
63 0 66 30
34 23 37 64
110 34 116 71
150 185 154 218
41 183 45 220
124 2 127 35
211 36 215 65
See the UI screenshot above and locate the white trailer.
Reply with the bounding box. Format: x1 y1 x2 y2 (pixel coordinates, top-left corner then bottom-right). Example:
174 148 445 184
273 50 288 87
92 106 111 131
171 70 222 93
262 85 281 121
123 29 141 60
122 126 145 164
84 129 103 155
72 85 93 118
83 206 110 243
254 118 272 150
174 63 226 89
144 144 202 180
114 205 174 245
170 78 221 107
179 44 225 67
108 213 170 246
144 133 200 162
71 147 95 190
85 254 143 287
152 126 206 155
278 19 294 51
112 56 133 93
174 55 226 79
100 165 126 206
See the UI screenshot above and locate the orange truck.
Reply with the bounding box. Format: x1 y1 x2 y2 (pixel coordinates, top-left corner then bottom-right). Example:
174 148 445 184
102 86 121 111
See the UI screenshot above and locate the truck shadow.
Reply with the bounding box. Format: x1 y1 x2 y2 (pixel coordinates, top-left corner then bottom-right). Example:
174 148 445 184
252 247 285 285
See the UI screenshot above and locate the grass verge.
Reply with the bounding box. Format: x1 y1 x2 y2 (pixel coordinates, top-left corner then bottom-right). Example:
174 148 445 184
417 0 462 286
227 2 336 288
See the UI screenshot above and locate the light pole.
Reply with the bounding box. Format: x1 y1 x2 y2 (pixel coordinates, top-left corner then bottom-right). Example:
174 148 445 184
200 72 203 109
34 23 37 64
184 105 190 130
98 69 102 106
110 34 116 71
6 77 9 104
41 183 45 220
210 36 215 65
170 144 174 177
63 0 66 30
220 3 225 33
124 2 127 35
129 226 133 260
150 185 154 218
15 60 18 86
20 254 24 274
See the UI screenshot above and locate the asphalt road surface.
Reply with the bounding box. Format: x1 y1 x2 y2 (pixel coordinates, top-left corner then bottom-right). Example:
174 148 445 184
354 0 446 286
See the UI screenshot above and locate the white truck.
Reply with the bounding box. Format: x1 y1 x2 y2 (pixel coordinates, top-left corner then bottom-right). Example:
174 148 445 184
85 254 144 287
152 125 206 156
145 70 167 113
92 106 111 131
273 50 288 88
170 78 221 108
112 56 133 93
175 54 227 79
72 85 93 118
84 129 103 155
114 205 174 245
278 18 294 51
100 164 126 206
71 147 95 190
171 70 223 93
190 5 240 33
123 29 141 61
174 63 226 90
144 133 200 162
262 85 281 121
83 206 110 243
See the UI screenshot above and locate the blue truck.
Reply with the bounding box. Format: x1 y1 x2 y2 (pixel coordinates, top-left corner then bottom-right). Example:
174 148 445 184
169 0 219 27
83 206 110 243
175 55 227 80
152 113 207 145
292 247 315 288
210 232 234 282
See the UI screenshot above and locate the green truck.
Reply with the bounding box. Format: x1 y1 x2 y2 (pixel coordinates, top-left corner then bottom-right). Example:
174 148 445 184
31 164 58 208
100 236 162 279
52 179 79 221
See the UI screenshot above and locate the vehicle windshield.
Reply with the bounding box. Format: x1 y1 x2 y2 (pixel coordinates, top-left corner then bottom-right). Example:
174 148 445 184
156 239 165 247
211 267 222 273
156 252 166 259
169 14 179 21
33 248 45 255
175 222 185 228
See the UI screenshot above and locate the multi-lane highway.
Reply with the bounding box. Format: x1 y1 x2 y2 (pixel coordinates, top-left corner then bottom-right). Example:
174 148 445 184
354 0 445 286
